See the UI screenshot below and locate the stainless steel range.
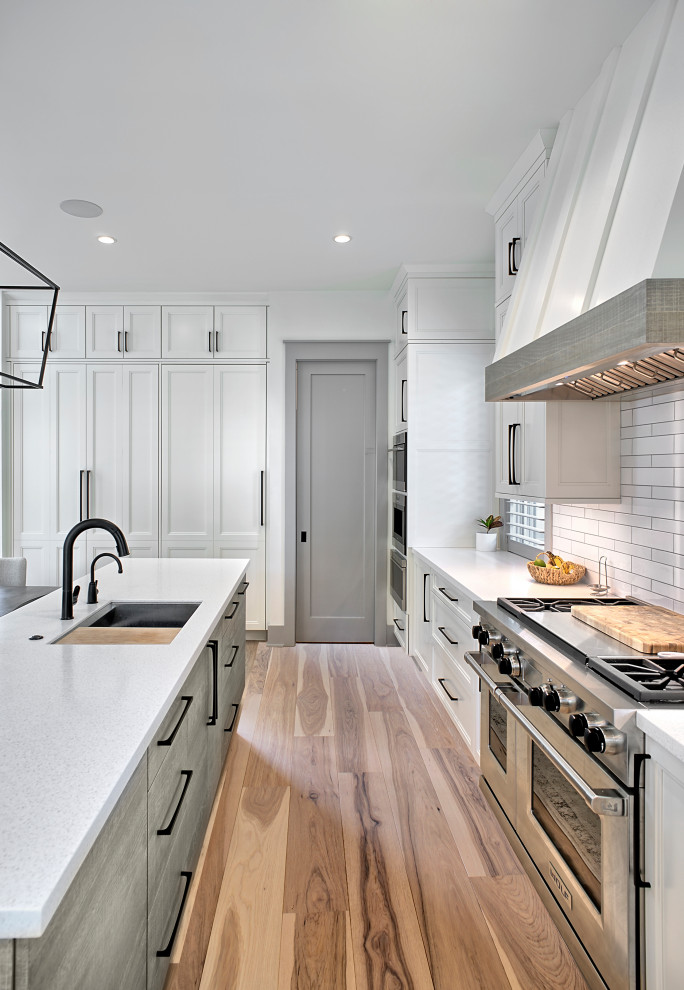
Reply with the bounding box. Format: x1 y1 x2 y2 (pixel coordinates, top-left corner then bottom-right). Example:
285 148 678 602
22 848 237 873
464 596 679 990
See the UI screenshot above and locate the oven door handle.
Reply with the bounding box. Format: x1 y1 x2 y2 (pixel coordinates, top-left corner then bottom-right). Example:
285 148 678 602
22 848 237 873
463 652 626 818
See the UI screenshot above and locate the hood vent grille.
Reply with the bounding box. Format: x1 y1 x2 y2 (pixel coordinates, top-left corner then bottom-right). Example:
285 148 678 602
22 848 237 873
565 349 684 398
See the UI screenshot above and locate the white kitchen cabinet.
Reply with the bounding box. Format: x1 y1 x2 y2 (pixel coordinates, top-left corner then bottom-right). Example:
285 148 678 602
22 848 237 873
215 541 265 632
394 349 408 432
161 365 214 541
85 306 161 359
486 131 555 307
408 553 431 673
9 305 85 359
392 267 494 348
395 291 409 354
644 735 684 990
161 306 267 360
161 307 214 360
494 399 621 502
391 598 408 649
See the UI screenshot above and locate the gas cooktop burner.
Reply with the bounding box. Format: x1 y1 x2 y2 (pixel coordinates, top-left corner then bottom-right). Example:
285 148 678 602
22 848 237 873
588 653 684 703
500 596 637 613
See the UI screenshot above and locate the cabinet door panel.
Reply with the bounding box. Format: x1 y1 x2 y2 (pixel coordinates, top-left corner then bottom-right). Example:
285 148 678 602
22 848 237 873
495 401 523 497
494 201 518 303
214 365 265 540
51 307 86 358
86 306 124 359
122 365 159 540
410 278 494 339
162 307 214 360
395 293 408 353
518 160 545 253
161 366 213 540
124 306 161 359
51 365 87 538
161 542 214 558
521 402 547 498
9 306 47 358
394 350 408 432
215 541 265 631
12 364 51 541
87 365 123 525
214 306 266 359
15 541 57 585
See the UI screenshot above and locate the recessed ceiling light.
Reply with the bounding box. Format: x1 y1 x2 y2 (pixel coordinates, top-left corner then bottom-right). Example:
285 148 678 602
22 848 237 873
60 199 103 218
97 235 117 245
333 233 351 243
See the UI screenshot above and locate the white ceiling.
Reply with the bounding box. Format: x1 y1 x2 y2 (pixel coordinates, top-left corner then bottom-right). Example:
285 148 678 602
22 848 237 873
0 0 654 293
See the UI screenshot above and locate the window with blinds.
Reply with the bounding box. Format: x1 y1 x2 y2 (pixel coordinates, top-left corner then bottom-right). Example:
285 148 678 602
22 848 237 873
504 498 546 557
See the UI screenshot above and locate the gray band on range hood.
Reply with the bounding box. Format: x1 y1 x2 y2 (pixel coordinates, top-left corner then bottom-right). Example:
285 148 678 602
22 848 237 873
485 279 684 401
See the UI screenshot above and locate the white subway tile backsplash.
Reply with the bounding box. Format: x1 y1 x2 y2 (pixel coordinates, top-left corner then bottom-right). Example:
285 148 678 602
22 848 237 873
621 485 652 498
631 527 673 551
632 435 674 455
653 518 684 536
598 521 632 542
623 425 654 438
652 453 684 467
614 540 652 560
651 420 684 435
632 497 675 518
631 557 674 583
584 508 616 523
632 467 674 486
633 403 674 425
572 517 599 536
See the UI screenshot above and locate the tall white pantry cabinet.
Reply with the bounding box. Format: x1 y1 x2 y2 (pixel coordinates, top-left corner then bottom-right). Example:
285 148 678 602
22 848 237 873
6 303 267 632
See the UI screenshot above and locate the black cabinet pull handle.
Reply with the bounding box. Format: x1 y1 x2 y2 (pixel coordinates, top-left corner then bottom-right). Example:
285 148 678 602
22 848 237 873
401 379 407 423
438 677 458 701
401 310 408 335
79 469 85 521
117 330 123 352
507 423 513 486
156 871 192 957
208 330 213 353
207 640 219 726
238 580 250 595
438 587 458 603
157 696 193 747
393 617 405 633
214 329 219 353
41 331 46 352
225 702 239 733
157 770 193 836
225 644 239 668
124 330 129 352
260 470 265 526
510 236 520 275
438 626 458 646
511 423 520 486
86 469 91 518
423 573 430 623
225 601 239 620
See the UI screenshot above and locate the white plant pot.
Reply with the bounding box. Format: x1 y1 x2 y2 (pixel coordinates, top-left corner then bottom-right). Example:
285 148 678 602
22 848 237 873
476 531 498 552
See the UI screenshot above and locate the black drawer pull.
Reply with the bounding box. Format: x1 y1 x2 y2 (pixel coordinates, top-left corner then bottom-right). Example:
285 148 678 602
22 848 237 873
225 601 239 619
207 640 219 726
438 626 458 646
423 572 430 623
157 696 193 747
225 643 239 668
157 770 193 836
238 580 250 595
393 617 405 633
156 871 192 957
438 587 458 602
225 702 239 733
438 677 458 701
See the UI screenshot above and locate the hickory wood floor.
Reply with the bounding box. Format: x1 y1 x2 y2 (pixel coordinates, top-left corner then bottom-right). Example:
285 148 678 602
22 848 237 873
189 642 588 990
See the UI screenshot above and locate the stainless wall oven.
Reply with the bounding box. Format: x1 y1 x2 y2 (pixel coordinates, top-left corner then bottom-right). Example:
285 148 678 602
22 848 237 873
389 548 407 611
392 431 407 493
391 492 407 555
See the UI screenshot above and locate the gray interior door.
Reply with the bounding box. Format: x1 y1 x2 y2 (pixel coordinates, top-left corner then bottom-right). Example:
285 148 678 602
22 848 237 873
296 360 376 643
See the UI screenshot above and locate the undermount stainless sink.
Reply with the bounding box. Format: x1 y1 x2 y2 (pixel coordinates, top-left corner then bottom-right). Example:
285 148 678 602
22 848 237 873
84 601 200 629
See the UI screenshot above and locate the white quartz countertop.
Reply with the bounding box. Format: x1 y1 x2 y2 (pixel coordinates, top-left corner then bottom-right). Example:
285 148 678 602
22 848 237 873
411 547 596 602
0 557 247 938
637 711 684 764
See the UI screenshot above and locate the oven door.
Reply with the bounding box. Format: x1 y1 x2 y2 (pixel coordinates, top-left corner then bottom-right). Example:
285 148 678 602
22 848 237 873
478 669 519 826
389 549 407 611
392 432 407 493
513 706 632 990
391 493 406 554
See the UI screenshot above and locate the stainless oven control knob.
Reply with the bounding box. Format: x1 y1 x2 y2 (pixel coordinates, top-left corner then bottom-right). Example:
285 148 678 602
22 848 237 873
569 712 605 738
543 687 578 714
478 629 502 648
495 647 521 677
584 725 624 755
528 686 545 707
471 625 483 641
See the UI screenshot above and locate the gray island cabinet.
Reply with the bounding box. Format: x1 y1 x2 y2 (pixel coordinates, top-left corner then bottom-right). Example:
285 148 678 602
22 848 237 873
0 575 246 990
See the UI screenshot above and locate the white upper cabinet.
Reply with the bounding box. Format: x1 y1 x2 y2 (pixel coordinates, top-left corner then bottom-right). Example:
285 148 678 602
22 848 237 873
494 400 621 502
214 307 266 359
9 305 85 359
395 291 409 353
486 131 556 308
161 306 214 360
392 269 494 349
162 306 267 360
86 306 160 359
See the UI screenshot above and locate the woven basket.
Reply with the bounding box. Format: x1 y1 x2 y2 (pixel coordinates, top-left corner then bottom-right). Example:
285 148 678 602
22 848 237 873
527 561 586 586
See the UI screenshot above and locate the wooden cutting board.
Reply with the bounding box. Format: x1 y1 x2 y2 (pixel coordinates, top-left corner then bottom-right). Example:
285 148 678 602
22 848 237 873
570 604 684 653
58 627 181 645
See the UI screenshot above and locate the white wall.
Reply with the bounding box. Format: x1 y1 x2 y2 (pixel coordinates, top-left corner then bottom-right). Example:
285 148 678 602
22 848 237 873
552 384 684 612
263 291 394 629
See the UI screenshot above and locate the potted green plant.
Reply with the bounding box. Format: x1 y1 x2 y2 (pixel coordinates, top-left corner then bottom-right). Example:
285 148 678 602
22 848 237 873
476 513 503 551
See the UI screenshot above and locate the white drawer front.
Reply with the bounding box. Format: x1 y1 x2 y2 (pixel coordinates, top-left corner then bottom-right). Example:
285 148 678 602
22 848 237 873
431 579 474 628
432 637 479 758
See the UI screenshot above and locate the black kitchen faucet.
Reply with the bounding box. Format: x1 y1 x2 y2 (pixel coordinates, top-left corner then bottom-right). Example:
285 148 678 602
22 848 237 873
61 519 130 620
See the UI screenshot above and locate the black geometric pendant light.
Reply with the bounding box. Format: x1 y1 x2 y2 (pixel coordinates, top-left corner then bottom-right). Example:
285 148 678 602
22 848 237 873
0 239 59 389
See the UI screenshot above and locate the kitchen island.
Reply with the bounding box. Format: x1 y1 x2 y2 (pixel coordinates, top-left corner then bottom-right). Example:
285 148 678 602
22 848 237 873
0 557 247 990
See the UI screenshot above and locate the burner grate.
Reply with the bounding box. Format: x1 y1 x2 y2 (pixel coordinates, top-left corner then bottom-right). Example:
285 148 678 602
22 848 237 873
500 596 637 614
